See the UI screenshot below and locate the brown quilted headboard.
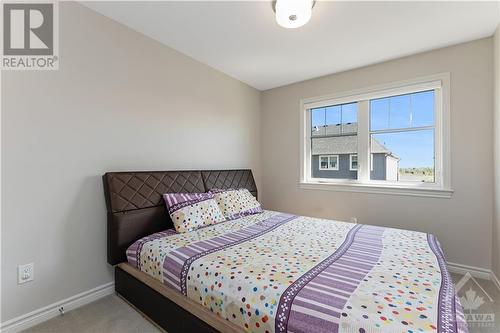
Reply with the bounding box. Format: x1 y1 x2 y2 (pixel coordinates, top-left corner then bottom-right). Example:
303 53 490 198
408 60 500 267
103 169 257 265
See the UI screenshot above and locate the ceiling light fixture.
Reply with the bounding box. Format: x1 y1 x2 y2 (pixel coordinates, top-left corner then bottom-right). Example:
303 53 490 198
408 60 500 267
273 0 315 29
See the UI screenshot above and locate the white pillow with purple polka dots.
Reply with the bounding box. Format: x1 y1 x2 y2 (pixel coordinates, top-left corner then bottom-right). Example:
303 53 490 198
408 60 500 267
163 192 226 233
209 188 263 220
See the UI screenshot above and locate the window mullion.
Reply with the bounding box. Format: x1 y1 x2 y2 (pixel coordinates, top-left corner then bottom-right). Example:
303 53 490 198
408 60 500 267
357 100 370 182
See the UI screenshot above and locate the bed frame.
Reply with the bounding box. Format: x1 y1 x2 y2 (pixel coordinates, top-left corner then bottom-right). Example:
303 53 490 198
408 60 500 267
103 170 258 333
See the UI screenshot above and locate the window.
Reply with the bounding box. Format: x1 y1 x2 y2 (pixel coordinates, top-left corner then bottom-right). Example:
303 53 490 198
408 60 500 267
350 154 358 171
370 91 435 182
299 74 452 198
319 155 339 170
311 102 358 179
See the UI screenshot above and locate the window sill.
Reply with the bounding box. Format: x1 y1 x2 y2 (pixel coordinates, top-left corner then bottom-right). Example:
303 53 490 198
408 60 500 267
298 181 454 198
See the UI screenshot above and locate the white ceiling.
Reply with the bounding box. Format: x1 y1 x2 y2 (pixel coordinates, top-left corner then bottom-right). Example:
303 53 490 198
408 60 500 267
83 1 500 91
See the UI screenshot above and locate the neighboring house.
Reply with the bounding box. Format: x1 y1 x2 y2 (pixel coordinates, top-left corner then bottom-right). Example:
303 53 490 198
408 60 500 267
311 123 399 180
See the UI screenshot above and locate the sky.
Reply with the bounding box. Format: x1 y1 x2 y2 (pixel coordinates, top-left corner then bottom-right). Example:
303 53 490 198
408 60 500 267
312 90 435 168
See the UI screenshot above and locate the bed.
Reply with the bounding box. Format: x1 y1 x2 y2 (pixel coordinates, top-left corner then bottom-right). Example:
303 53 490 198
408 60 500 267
103 169 468 333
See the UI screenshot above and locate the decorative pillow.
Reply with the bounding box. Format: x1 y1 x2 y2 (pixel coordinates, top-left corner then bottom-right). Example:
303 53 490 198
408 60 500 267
210 188 263 220
163 192 226 233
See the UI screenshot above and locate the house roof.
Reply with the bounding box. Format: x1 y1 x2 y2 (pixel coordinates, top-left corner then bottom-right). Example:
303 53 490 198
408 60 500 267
312 123 358 136
312 135 391 155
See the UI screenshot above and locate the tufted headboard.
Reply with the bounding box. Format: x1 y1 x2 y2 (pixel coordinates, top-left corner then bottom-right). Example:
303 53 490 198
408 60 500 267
103 169 257 265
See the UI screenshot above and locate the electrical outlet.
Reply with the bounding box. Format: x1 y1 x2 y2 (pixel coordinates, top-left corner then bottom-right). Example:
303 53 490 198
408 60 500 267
18 263 34 284
350 217 358 224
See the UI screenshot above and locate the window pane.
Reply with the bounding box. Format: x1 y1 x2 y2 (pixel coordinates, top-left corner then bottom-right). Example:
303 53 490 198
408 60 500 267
311 102 358 180
329 156 338 169
370 130 434 182
325 106 341 136
320 156 328 169
311 107 325 136
370 98 389 131
351 155 358 170
371 91 435 131
389 94 410 129
341 103 358 134
412 91 434 127
312 136 358 178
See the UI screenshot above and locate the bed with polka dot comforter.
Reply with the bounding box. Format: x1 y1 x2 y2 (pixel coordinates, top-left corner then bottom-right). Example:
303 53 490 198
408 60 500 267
127 210 468 333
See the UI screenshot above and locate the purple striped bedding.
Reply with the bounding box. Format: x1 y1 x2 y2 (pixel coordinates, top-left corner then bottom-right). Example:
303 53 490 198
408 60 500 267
127 210 468 333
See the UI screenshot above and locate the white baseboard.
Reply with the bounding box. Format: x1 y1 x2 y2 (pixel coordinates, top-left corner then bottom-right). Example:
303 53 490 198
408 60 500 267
0 282 114 333
447 261 493 280
447 262 500 292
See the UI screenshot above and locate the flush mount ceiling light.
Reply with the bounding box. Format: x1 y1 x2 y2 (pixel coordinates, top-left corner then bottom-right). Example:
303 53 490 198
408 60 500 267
273 0 315 29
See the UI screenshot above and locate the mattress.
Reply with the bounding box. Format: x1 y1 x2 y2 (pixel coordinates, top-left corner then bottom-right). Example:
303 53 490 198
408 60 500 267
127 210 468 333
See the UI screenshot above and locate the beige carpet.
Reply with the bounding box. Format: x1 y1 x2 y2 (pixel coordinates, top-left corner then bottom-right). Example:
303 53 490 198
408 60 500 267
23 273 500 333
23 294 162 333
450 273 500 333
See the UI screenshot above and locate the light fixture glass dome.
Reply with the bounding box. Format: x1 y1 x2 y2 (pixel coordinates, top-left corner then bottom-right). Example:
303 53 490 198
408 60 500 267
275 0 313 29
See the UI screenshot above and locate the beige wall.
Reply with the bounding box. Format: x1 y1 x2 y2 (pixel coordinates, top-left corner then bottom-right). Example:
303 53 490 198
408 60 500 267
1 3 260 322
493 25 500 279
261 38 494 270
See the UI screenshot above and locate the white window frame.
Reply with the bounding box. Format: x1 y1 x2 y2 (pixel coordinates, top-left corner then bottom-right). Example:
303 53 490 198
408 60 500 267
349 154 358 171
299 73 453 198
319 155 339 170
